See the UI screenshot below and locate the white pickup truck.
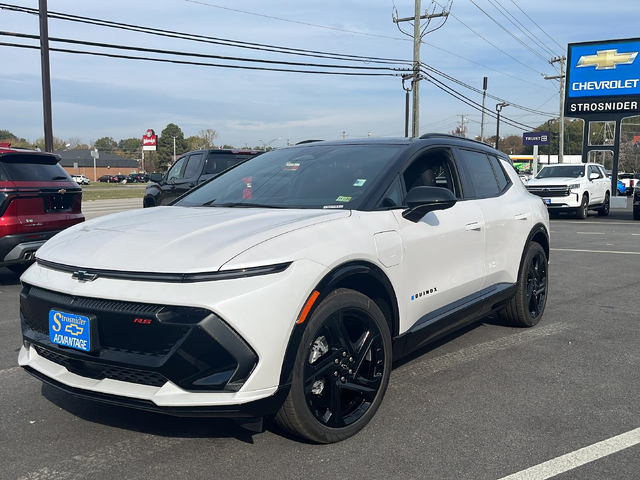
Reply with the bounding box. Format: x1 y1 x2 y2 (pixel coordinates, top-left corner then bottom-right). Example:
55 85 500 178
525 163 611 219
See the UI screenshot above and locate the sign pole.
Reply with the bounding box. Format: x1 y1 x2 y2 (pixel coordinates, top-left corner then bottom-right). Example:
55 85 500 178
533 145 539 175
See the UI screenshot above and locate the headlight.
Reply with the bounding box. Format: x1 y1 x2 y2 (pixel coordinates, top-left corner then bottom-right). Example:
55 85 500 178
568 183 581 190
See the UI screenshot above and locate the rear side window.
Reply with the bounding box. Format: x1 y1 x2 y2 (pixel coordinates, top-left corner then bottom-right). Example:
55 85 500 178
183 154 204 179
457 149 500 198
0 157 70 182
0 164 7 181
488 155 509 191
204 154 250 174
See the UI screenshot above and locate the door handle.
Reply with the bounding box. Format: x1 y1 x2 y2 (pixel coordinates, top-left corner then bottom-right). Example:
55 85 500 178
465 222 484 231
188 183 196 188
515 213 531 221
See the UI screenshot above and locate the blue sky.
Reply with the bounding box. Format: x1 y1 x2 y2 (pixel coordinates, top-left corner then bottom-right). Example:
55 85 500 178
1 0 639 147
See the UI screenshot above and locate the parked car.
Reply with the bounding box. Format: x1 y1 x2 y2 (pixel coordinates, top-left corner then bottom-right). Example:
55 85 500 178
616 179 626 196
526 163 611 219
71 174 90 185
98 174 117 183
127 173 148 183
619 173 638 196
0 144 84 274
633 182 640 220
144 149 260 207
18 135 550 443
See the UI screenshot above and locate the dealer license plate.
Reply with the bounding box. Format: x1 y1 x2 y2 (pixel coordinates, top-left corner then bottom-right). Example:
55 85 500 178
49 310 91 352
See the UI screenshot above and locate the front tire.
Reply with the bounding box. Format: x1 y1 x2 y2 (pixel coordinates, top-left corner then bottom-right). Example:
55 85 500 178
634 207 640 221
576 194 588 219
597 193 610 216
275 288 392 443
499 242 548 328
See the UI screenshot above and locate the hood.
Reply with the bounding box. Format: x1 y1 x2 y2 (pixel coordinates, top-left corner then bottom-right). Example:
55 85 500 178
527 177 581 186
37 206 350 273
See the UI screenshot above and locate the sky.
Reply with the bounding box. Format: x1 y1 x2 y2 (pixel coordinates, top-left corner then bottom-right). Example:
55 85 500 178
1 0 639 148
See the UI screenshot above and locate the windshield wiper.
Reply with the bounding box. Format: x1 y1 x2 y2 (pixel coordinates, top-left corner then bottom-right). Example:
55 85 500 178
203 202 286 209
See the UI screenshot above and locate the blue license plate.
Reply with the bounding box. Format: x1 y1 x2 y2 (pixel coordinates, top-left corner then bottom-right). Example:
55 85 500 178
49 310 91 352
544 199 552 205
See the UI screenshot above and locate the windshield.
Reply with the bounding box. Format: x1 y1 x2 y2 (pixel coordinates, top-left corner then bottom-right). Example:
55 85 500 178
536 165 585 179
176 145 401 209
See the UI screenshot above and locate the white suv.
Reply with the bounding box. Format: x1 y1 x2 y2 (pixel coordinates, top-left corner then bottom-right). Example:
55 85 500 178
71 174 90 185
17 136 550 443
526 163 611 219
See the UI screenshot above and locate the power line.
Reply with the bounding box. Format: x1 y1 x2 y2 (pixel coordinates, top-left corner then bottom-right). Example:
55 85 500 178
468 0 550 64
508 0 564 51
0 3 410 65
0 42 403 77
487 0 560 57
433 1 548 75
0 31 410 72
184 0 411 42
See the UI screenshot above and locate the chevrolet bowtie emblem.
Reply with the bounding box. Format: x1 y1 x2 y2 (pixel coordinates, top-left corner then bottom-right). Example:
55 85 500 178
577 49 638 70
72 270 98 282
58 189 67 195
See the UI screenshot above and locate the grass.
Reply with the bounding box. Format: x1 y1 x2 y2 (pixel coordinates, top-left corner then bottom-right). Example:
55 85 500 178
82 182 146 189
82 188 145 201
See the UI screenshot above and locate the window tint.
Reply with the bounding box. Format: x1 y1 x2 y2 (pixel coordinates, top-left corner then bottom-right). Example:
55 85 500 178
166 156 187 181
588 165 602 179
376 177 403 209
0 164 7 181
204 154 255 174
1 158 71 182
457 149 500 197
402 148 460 198
183 154 204 179
488 155 509 191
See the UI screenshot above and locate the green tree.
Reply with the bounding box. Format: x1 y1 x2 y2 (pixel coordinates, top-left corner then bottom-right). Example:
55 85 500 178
93 136 117 152
157 123 188 170
117 137 143 159
523 119 585 157
34 136 68 151
0 129 16 141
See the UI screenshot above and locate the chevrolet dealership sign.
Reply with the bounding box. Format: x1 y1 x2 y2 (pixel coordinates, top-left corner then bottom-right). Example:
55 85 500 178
566 38 640 116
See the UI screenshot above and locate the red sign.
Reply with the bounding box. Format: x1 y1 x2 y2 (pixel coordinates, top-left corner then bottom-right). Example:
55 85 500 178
634 135 640 146
142 129 157 151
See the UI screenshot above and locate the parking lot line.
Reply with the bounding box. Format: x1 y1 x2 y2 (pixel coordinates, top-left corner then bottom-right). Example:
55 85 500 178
575 232 605 235
497 427 640 480
551 248 640 256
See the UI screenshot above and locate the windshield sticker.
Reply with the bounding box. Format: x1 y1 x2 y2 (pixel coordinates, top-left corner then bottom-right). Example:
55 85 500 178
323 205 344 209
336 196 352 202
283 162 301 171
353 179 367 187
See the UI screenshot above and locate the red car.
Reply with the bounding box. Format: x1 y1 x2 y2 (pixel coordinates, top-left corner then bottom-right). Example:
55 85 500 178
0 143 84 274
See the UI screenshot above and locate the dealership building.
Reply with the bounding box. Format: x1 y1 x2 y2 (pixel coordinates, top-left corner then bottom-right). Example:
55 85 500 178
55 149 140 181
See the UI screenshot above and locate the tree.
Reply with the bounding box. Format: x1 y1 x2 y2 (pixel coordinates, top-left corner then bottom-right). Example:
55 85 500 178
93 136 117 152
34 136 68 151
157 123 188 170
117 137 143 159
523 119 585 157
186 129 219 151
67 137 88 150
0 129 16 141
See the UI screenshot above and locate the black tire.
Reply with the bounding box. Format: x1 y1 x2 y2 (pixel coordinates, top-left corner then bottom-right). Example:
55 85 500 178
7 262 31 275
576 194 588 219
634 207 640 221
498 242 548 328
597 193 610 216
275 288 392 443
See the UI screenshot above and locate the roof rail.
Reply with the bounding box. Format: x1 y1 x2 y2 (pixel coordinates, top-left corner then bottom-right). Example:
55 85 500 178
419 133 489 147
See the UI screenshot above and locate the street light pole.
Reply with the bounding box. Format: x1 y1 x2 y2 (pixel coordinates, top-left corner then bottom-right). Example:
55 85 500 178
171 136 176 162
495 102 509 151
259 138 281 150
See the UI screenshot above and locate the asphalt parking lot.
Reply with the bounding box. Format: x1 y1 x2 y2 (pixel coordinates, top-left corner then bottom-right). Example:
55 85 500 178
0 203 638 480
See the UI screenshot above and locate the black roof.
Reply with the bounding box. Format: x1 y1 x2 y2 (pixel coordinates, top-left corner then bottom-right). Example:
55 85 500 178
54 149 139 168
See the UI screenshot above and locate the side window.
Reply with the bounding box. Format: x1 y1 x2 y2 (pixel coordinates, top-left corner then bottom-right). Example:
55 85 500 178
205 154 241 174
183 153 204 179
166 156 187 181
0 164 7 182
376 177 403 209
457 149 500 198
488 155 509 192
401 148 461 198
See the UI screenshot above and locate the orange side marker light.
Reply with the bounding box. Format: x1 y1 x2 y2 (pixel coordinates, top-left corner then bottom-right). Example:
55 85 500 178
297 291 320 324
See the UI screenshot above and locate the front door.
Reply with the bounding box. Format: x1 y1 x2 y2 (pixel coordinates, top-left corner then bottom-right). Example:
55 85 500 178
159 153 205 205
391 147 486 336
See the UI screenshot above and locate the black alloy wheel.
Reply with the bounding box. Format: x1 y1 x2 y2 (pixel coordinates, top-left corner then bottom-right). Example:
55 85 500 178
525 250 547 319
303 309 385 428
275 288 392 443
598 193 610 216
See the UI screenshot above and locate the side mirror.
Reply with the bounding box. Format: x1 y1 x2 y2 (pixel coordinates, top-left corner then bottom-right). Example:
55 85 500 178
402 186 457 223
589 172 599 180
149 173 163 183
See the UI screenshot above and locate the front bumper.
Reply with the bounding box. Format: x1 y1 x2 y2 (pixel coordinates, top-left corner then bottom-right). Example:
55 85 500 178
18 259 326 409
530 192 582 209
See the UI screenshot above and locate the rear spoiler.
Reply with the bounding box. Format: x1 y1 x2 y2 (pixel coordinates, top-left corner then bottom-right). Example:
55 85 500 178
0 152 62 164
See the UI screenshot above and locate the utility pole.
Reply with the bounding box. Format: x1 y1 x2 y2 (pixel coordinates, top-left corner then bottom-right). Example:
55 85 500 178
171 136 177 162
459 115 467 137
545 56 566 163
495 103 509 151
393 1 450 138
480 77 488 143
38 0 54 152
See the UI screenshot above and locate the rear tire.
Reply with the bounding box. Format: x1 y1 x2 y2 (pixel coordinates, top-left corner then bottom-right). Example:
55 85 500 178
576 194 588 219
597 193 610 216
275 288 392 443
634 207 640 221
499 242 548 328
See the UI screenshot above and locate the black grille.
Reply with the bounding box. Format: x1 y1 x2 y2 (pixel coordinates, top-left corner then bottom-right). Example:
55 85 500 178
527 186 571 198
22 286 189 358
35 346 168 387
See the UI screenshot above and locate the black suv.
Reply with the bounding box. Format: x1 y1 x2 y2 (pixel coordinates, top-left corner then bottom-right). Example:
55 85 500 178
143 149 260 207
